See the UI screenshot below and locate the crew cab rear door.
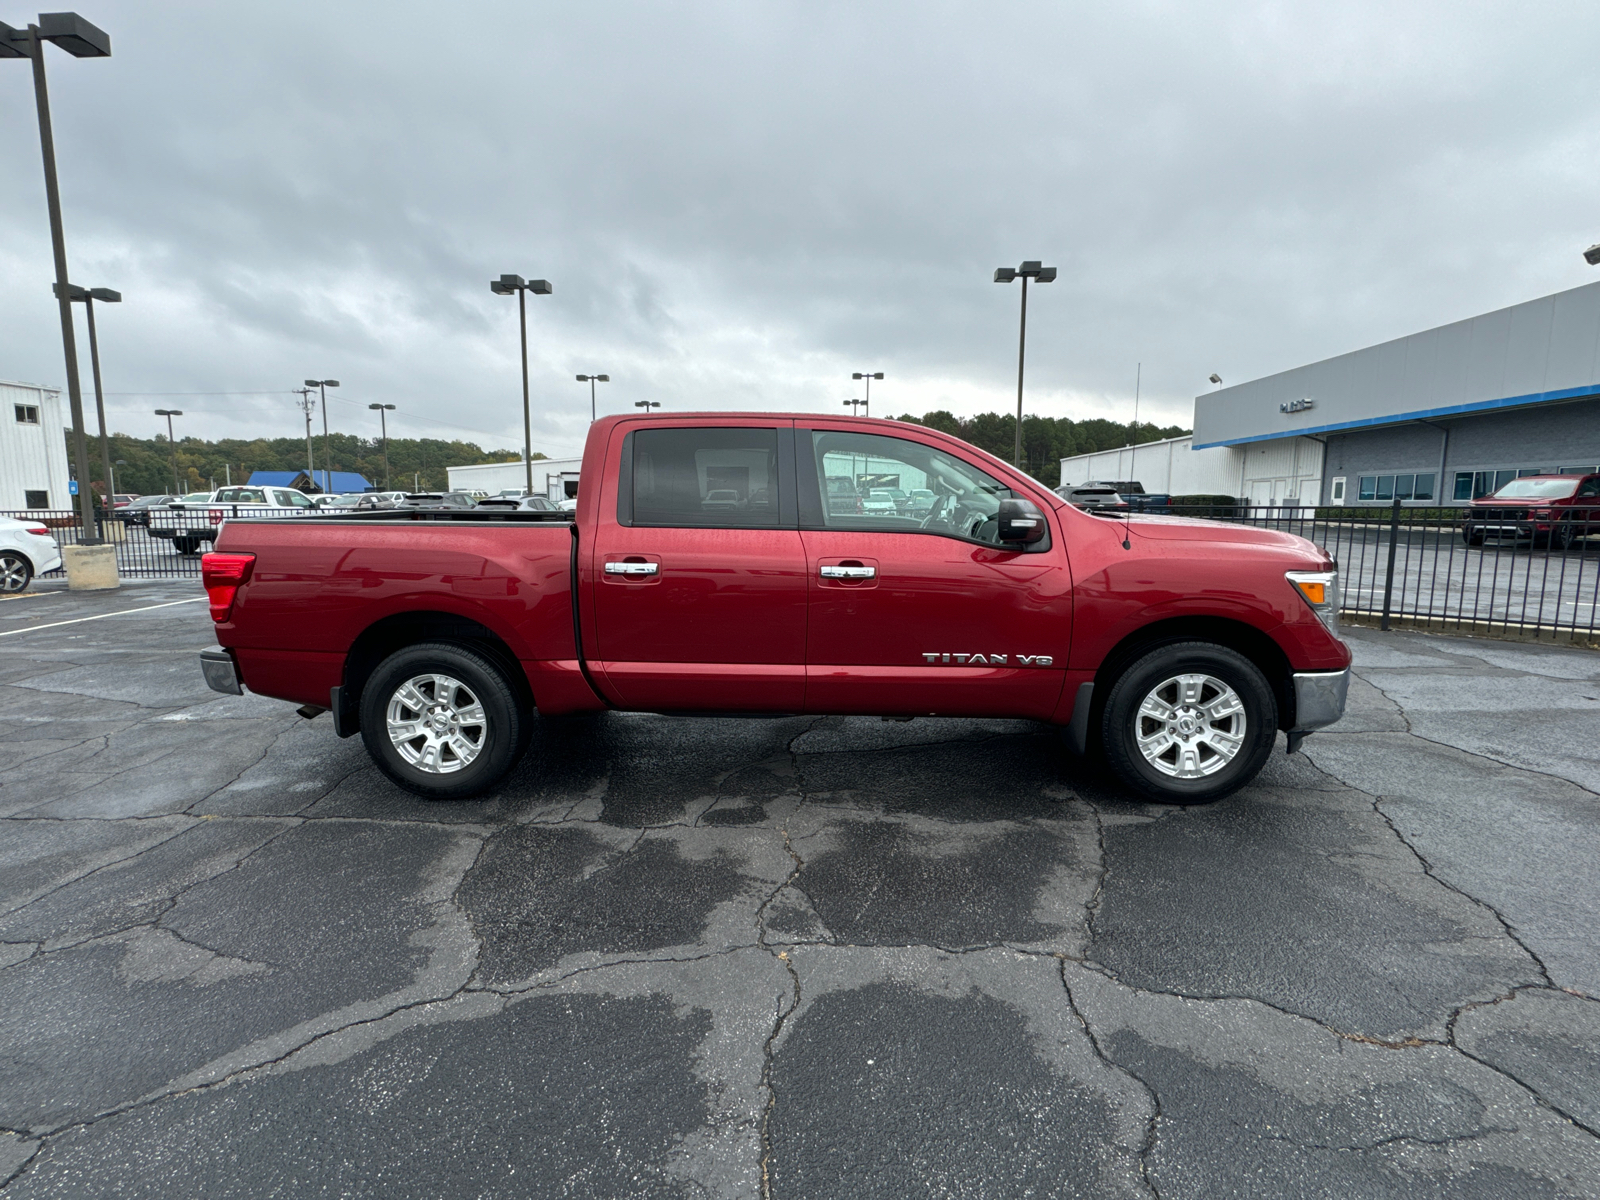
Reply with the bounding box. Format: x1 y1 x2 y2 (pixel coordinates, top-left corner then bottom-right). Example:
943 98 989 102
586 420 807 711
796 425 1071 718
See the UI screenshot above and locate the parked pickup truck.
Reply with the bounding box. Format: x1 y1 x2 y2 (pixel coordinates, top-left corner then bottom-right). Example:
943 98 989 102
152 486 319 554
197 413 1350 804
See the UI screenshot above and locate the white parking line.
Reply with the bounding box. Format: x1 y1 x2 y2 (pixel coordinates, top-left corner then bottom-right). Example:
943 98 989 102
0 596 206 637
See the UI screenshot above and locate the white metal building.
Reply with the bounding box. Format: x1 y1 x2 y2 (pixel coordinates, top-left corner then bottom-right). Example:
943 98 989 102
446 456 583 500
1 379 72 511
1059 433 1324 503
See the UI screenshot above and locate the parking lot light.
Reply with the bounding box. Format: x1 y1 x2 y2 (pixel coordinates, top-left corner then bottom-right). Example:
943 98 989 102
492 275 553 494
154 409 183 493
304 380 339 493
56 281 121 535
368 403 396 489
843 399 866 415
576 374 610 423
994 260 1056 467
633 400 660 412
5 12 114 541
850 371 883 416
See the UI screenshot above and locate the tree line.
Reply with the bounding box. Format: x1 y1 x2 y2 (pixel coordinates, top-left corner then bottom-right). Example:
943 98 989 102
894 411 1189 487
66 430 529 496
69 410 1189 497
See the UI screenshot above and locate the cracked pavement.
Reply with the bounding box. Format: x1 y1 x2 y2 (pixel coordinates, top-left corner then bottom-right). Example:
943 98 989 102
2 580 1599 1197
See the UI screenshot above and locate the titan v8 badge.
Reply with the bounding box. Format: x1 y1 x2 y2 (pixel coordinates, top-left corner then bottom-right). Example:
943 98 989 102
922 652 1053 666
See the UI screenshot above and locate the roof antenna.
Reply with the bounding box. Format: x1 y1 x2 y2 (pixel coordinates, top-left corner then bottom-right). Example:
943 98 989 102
1123 362 1139 549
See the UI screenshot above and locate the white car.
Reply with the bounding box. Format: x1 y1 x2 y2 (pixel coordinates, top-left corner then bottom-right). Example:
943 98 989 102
0 516 63 593
862 489 899 516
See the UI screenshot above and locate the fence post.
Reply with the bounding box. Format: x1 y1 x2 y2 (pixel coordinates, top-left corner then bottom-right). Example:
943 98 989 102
1380 492 1401 631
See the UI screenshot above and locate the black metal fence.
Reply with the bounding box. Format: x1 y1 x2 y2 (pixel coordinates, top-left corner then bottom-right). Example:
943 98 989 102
11 502 1598 642
3 506 306 580
1159 502 1600 642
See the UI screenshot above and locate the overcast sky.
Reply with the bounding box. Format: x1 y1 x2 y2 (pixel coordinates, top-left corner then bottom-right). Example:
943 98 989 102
4 1 1597 460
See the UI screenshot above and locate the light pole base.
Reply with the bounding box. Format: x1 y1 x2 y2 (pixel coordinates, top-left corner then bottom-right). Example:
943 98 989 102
63 543 120 591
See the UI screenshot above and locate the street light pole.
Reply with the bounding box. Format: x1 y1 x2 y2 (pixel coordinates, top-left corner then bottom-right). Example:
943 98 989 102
304 379 339 492
576 374 610 423
58 283 121 530
369 403 395 489
850 372 883 417
993 261 1056 468
154 409 183 493
4 14 113 541
491 274 553 496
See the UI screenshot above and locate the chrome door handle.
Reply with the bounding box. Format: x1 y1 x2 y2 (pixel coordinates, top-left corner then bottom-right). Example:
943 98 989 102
605 561 659 576
819 565 876 580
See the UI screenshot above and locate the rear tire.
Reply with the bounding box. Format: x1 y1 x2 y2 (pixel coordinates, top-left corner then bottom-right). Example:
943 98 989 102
1100 642 1278 805
1462 526 1483 547
0 552 33 594
359 641 528 799
172 536 201 555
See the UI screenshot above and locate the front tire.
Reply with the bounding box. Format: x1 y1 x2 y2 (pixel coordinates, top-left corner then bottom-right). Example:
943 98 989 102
1462 526 1483 547
0 551 33 594
359 641 527 799
1100 642 1278 805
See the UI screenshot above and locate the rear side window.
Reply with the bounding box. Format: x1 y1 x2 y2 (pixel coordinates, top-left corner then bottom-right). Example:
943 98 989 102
628 427 782 528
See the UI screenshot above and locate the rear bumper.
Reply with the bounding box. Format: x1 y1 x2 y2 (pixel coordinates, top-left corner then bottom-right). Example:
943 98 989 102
199 647 244 695
1289 668 1349 732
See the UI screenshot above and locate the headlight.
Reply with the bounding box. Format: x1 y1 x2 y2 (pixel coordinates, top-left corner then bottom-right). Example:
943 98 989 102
1286 569 1340 636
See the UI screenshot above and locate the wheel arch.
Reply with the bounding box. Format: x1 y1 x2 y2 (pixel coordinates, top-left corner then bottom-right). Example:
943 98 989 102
1090 616 1297 734
342 610 533 735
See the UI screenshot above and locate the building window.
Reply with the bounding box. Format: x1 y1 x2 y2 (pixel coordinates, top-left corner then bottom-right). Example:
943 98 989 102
25 490 49 508
1331 477 1346 502
1561 466 1599 475
1359 472 1435 503
14 404 40 424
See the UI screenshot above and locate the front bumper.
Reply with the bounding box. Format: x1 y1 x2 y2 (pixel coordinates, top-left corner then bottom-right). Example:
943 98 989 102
1290 668 1350 732
199 647 244 695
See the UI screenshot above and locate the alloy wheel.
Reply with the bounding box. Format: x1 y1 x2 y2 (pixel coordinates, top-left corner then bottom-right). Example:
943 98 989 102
1134 673 1247 779
385 673 487 774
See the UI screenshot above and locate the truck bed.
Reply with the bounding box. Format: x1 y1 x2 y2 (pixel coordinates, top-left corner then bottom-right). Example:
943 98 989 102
214 511 587 716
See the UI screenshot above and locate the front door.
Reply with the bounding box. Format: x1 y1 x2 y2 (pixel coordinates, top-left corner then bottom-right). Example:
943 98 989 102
589 422 807 711
797 427 1071 718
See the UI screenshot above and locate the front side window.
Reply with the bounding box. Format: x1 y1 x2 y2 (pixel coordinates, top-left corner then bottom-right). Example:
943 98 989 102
806 429 1026 547
629 426 781 528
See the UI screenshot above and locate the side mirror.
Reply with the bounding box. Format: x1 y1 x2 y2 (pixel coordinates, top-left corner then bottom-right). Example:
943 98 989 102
997 497 1046 544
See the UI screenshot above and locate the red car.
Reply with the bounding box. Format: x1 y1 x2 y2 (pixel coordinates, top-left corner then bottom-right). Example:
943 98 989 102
1463 474 1600 549
197 414 1351 805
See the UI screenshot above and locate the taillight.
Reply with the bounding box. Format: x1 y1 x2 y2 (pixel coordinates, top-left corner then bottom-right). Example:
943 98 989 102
209 508 225 525
23 525 50 537
201 552 255 622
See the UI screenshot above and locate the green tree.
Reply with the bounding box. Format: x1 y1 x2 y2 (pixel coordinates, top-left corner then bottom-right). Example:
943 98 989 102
66 429 534 495
893 412 1188 487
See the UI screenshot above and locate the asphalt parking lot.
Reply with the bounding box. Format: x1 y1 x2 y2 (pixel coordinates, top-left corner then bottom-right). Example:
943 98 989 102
3 580 1599 1198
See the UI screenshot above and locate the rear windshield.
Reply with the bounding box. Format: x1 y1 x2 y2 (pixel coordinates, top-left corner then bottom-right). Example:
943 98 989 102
1492 478 1579 499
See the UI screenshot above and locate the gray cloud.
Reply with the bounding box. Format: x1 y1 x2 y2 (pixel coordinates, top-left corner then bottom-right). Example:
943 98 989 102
2 0 1597 459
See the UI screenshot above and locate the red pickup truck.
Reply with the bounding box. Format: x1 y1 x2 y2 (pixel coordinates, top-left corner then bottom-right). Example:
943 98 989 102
197 413 1350 805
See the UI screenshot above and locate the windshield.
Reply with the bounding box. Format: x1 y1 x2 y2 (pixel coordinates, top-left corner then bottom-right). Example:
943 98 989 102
1492 478 1580 500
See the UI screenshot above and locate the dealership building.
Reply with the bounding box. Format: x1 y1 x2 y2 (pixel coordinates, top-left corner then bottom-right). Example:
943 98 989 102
1061 280 1600 506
